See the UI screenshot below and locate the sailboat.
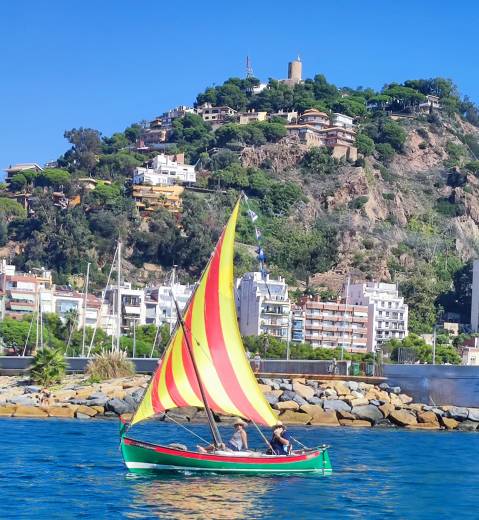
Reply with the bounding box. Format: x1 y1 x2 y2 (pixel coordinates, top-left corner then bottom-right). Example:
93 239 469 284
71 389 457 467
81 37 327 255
120 199 332 474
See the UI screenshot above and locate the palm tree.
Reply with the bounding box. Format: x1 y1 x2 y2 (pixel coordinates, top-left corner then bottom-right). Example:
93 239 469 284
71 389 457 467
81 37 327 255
30 347 67 387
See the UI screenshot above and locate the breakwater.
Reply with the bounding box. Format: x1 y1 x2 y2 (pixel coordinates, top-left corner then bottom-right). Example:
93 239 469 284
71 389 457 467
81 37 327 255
1 374 478 431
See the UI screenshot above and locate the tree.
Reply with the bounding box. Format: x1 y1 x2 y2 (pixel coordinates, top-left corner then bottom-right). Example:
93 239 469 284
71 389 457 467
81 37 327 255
356 133 375 156
35 168 71 188
8 173 27 191
302 147 337 176
30 347 67 386
64 127 102 172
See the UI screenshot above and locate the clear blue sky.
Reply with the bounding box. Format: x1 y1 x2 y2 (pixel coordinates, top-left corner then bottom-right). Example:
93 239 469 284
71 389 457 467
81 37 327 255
1 0 478 175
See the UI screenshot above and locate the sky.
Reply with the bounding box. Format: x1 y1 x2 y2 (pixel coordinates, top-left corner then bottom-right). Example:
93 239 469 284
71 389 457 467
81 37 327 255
1 0 478 175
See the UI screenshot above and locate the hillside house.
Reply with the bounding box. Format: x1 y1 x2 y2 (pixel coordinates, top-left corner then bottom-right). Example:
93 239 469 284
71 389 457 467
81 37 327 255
196 103 237 128
133 154 196 186
239 110 268 125
132 184 184 213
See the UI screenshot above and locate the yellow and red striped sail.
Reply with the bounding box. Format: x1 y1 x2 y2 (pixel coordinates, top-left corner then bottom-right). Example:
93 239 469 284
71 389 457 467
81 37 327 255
131 200 277 427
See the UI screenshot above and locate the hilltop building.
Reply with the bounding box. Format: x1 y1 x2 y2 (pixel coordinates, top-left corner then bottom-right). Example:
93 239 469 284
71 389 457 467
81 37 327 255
3 163 43 185
345 282 408 352
132 184 184 213
239 110 268 125
280 58 303 87
299 296 369 352
133 153 196 186
286 108 357 160
196 103 237 129
236 272 291 340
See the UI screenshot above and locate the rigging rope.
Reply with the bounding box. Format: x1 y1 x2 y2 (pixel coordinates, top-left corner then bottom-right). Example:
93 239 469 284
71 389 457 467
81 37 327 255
164 413 210 446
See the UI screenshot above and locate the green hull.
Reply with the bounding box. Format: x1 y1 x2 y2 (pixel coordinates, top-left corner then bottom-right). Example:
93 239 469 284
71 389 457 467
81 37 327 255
121 436 332 475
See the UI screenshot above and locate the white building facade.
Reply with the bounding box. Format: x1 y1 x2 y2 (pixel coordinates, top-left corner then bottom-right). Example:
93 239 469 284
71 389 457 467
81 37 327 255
145 283 194 331
470 260 479 331
346 282 408 352
236 272 291 340
133 154 196 186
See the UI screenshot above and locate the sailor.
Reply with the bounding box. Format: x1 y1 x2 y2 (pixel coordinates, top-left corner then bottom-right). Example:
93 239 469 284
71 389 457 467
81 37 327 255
198 418 248 453
227 418 248 451
269 421 291 455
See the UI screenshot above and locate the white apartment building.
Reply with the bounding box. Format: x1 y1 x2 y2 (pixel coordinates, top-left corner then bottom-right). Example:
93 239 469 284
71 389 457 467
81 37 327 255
331 112 354 129
236 272 291 340
103 283 146 335
470 260 479 331
145 283 194 331
133 154 196 186
346 282 408 351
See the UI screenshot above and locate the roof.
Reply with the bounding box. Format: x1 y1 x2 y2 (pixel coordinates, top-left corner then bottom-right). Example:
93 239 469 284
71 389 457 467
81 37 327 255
4 163 43 173
302 109 329 118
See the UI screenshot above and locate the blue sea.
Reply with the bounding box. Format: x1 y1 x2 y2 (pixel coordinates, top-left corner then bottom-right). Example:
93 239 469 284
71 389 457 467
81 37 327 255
1 418 478 519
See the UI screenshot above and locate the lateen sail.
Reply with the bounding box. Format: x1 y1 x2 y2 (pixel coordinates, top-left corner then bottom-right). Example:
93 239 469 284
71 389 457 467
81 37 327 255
131 201 277 427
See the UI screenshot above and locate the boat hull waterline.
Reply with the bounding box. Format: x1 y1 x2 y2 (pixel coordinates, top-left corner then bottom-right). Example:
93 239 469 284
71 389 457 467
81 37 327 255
121 437 332 474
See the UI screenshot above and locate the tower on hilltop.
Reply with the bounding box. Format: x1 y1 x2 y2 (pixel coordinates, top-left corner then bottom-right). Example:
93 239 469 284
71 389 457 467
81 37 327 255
287 56 302 84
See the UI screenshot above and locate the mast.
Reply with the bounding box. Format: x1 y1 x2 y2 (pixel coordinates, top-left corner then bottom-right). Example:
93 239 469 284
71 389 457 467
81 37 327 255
342 274 351 361
116 239 122 352
170 265 176 334
173 297 223 447
81 262 91 357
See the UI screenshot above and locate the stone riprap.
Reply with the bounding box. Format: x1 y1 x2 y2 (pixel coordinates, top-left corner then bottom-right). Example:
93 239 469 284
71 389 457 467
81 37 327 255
0 375 479 431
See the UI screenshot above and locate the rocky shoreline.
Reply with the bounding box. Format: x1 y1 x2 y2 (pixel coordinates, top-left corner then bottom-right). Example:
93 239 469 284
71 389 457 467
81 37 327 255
1 375 478 431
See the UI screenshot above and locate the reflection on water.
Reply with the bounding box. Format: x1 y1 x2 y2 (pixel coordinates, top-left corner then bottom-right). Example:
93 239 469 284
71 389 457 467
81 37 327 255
130 474 273 519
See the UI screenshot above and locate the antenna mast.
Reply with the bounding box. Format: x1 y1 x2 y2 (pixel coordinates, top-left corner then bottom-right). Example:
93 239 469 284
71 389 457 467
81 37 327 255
246 55 253 78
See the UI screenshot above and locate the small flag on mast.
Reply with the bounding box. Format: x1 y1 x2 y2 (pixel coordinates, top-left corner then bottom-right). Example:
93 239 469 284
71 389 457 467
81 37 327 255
247 209 258 223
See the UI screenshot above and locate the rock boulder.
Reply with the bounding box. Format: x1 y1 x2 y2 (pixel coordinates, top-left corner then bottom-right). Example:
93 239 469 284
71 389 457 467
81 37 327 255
292 381 315 400
279 410 312 425
323 400 351 413
309 409 340 427
351 405 383 424
389 409 417 427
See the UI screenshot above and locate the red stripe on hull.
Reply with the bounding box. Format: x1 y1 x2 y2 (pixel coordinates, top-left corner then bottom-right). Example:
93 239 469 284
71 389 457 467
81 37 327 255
123 437 317 464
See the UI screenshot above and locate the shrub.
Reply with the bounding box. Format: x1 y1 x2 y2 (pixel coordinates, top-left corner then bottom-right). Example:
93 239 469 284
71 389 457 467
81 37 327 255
376 143 395 163
86 350 136 380
356 133 375 156
30 348 67 387
351 196 369 209
379 165 393 181
418 142 427 150
382 192 395 200
416 128 429 140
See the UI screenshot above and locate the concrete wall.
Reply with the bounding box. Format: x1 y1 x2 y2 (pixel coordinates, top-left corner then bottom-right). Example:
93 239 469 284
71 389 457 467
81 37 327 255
384 364 479 407
0 357 348 377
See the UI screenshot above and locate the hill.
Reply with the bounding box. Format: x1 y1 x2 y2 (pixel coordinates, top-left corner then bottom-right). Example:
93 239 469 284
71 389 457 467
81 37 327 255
1 73 479 336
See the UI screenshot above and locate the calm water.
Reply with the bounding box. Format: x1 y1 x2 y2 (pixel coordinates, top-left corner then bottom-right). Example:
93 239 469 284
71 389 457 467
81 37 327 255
1 418 478 519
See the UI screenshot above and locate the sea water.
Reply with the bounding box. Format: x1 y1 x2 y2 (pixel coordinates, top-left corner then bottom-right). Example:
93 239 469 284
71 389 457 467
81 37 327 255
1 418 478 519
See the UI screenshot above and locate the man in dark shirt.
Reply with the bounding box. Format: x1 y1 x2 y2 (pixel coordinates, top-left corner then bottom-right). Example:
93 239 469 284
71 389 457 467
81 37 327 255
269 421 291 455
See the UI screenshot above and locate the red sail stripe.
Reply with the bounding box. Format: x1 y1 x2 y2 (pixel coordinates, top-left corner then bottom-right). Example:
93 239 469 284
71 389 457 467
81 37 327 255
164 345 189 409
179 301 227 415
203 236 266 424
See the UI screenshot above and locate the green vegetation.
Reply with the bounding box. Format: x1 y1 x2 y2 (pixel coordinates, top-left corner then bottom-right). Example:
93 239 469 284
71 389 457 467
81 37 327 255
30 348 68 386
243 334 374 362
86 350 136 380
386 333 461 364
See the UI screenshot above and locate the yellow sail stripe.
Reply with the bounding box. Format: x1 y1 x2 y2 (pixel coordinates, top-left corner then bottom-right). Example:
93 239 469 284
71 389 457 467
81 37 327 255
170 325 203 407
131 381 153 425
